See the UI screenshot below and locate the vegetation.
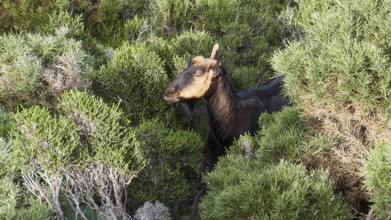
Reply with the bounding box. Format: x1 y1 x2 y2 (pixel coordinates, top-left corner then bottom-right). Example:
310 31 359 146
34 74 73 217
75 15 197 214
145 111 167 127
12 91 145 219
0 0 390 218
0 28 94 110
199 107 352 219
200 159 352 220
365 142 391 218
129 119 203 213
272 0 391 213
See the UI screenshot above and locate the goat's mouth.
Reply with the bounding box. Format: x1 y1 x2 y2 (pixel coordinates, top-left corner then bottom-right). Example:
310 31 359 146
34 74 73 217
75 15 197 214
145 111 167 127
164 93 180 103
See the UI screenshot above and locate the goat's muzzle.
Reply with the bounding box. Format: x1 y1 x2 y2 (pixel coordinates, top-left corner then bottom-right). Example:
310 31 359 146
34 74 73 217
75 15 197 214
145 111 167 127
164 87 180 103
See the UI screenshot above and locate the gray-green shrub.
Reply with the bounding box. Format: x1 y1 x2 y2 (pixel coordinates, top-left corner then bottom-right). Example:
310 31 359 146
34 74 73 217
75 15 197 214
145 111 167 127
0 29 94 110
271 0 391 212
96 42 173 124
0 107 12 138
0 139 18 219
200 158 352 220
272 0 391 116
12 91 146 219
256 107 309 163
365 142 391 218
129 119 203 212
0 138 55 219
228 107 328 164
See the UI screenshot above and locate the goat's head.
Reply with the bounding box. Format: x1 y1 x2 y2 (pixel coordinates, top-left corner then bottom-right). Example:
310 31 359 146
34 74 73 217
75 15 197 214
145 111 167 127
164 44 224 103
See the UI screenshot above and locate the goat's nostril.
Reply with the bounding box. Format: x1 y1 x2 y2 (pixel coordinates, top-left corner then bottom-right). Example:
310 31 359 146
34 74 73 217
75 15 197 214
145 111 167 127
165 87 177 96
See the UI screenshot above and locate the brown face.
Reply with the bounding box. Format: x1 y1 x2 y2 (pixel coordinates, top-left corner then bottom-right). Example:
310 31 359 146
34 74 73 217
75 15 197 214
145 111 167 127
164 57 218 103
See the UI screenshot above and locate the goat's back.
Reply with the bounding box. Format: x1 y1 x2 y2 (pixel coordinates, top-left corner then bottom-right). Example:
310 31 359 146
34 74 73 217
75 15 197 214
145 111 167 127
238 77 289 113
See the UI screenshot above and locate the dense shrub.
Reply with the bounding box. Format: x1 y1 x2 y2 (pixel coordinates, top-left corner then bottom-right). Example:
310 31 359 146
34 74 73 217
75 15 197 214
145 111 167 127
80 0 148 47
200 158 352 219
228 107 329 164
365 142 391 218
13 200 55 220
255 107 331 163
0 0 58 33
256 107 307 162
271 0 391 212
148 0 196 37
272 0 391 117
0 107 11 138
129 119 203 213
0 139 17 219
0 29 94 110
0 0 142 46
12 91 146 219
0 138 55 219
200 107 348 219
96 42 173 124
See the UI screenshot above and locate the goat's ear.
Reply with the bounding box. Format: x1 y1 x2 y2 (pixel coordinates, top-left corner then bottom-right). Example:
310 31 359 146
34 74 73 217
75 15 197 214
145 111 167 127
215 54 224 69
210 44 220 59
212 54 224 77
186 59 193 69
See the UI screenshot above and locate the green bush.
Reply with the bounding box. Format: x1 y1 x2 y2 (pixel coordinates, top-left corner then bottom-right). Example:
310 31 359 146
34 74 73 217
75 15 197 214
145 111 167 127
147 30 214 80
39 10 85 38
171 30 215 78
81 0 145 47
0 139 17 219
365 142 391 218
200 158 352 220
124 16 151 43
170 30 215 60
0 0 140 47
13 199 55 220
0 177 20 220
129 119 203 212
12 91 146 219
256 107 308 163
271 0 391 212
0 107 12 138
96 42 175 123
200 107 347 219
272 0 391 116
0 30 94 111
0 35 41 106
0 138 55 219
226 107 328 164
0 0 58 34
148 0 196 37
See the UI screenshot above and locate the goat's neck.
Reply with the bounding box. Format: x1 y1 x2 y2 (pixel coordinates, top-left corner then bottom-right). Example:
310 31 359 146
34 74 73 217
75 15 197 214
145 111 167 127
206 76 239 123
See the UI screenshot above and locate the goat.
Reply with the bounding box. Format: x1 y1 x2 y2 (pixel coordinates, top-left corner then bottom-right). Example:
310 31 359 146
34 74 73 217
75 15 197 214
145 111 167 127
164 44 290 162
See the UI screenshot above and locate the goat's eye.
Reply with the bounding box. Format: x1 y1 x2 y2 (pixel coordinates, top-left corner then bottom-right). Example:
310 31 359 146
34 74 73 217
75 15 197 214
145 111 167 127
194 70 204 79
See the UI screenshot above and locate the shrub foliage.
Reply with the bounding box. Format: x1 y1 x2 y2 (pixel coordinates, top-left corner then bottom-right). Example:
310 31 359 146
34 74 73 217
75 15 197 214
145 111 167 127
273 0 391 112
272 0 391 212
200 107 352 219
12 91 146 219
129 119 203 212
3 0 385 218
200 158 352 220
365 142 391 218
0 29 94 110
